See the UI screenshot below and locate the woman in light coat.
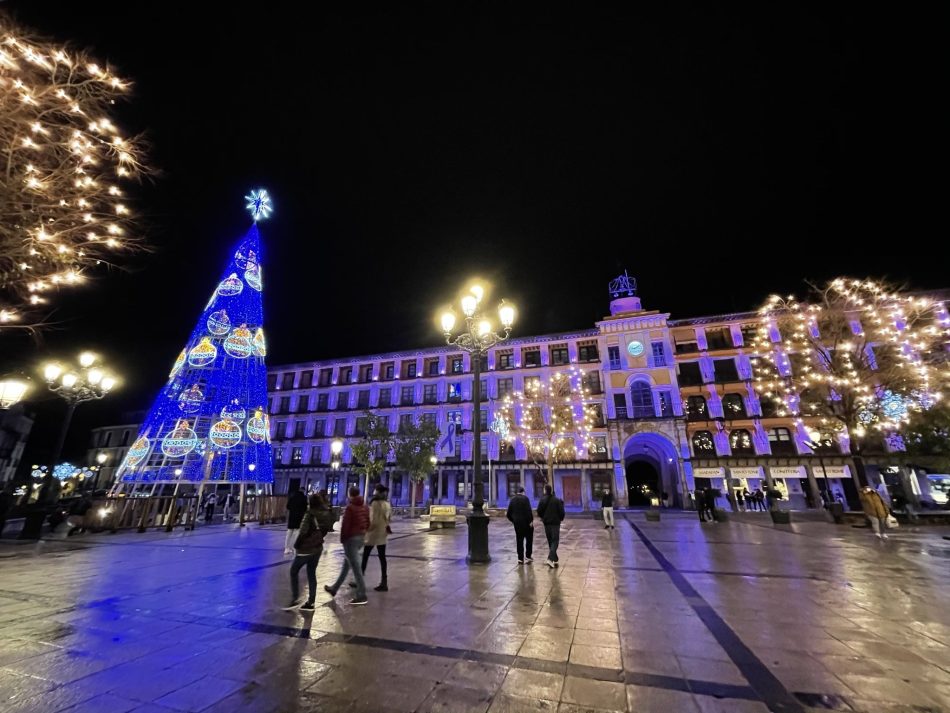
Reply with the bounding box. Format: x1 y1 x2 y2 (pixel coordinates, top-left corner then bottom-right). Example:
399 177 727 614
361 484 392 591
859 485 890 539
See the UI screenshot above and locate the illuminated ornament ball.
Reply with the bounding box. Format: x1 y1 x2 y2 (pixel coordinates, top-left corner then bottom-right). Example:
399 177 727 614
224 325 254 358
210 419 242 449
246 409 269 443
125 436 151 467
188 337 218 367
207 309 231 335
245 188 273 221
253 328 266 357
169 349 187 380
244 262 262 291
234 247 257 270
178 384 204 414
161 420 199 458
217 273 244 298
221 400 247 423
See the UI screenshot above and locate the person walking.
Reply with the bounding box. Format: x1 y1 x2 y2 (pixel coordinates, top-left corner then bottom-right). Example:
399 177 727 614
361 484 392 591
536 484 565 569
325 486 370 604
222 492 235 522
697 487 708 522
859 485 891 539
285 487 308 555
601 487 615 529
203 492 217 523
284 493 335 611
506 486 534 564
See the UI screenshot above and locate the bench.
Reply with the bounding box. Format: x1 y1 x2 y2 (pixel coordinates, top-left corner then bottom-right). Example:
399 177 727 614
429 505 458 529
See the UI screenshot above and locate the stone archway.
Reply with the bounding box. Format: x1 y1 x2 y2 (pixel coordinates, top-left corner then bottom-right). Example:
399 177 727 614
622 432 680 507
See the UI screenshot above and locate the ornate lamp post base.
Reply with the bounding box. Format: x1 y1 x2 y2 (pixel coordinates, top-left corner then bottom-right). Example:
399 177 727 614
466 509 491 564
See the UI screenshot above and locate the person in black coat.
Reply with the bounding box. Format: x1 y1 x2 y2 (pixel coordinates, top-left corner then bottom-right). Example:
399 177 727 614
284 488 308 555
601 488 615 529
536 484 565 568
506 487 534 563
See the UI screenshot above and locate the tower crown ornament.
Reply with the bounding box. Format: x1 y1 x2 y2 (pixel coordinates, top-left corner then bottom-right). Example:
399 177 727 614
609 270 637 298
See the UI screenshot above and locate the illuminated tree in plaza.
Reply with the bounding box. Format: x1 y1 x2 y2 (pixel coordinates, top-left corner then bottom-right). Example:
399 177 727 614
500 368 598 485
0 16 147 327
114 191 274 489
751 278 949 485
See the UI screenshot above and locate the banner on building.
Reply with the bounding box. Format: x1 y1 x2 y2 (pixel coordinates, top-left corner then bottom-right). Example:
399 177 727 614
437 421 456 457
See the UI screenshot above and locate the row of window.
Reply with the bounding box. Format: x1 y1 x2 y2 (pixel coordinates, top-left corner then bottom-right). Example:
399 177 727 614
271 373 603 414
270 344 604 392
605 342 669 370
274 435 610 467
92 429 132 448
690 427 839 457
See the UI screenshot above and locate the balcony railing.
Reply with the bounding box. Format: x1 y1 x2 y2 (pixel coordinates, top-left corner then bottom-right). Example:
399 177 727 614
615 406 628 419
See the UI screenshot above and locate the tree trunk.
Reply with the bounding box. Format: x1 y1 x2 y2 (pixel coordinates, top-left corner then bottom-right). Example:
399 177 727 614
410 479 416 519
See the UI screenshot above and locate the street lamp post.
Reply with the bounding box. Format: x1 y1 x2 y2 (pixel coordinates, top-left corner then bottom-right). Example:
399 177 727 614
441 284 515 564
331 438 344 504
804 429 833 508
18 352 116 539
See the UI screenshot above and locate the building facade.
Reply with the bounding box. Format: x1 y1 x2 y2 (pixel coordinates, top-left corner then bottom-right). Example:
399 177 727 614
0 404 34 485
85 412 144 490
263 274 938 511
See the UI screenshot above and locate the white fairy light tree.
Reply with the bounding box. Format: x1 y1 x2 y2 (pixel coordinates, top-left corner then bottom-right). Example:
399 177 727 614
500 368 599 486
751 278 949 486
0 16 147 328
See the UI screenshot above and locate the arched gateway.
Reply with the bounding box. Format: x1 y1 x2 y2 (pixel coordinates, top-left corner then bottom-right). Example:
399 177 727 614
622 432 680 507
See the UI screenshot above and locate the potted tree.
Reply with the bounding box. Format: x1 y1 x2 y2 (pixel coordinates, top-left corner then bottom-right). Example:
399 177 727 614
767 487 791 524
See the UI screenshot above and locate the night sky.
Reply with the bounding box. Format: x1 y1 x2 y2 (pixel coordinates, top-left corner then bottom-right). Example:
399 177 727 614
2 3 944 466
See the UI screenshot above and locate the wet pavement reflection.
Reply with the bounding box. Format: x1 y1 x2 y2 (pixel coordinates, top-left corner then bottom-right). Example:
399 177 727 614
0 512 948 712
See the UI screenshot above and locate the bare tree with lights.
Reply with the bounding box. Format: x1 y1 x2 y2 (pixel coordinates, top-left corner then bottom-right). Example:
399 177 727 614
500 368 598 487
0 16 147 328
751 278 949 487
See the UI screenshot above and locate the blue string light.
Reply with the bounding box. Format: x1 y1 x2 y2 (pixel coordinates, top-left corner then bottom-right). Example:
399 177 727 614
116 200 274 486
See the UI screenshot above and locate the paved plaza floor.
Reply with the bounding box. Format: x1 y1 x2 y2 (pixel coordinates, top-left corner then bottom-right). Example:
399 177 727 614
0 512 948 713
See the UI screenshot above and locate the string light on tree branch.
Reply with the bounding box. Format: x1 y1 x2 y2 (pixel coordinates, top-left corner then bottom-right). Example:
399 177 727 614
0 16 148 326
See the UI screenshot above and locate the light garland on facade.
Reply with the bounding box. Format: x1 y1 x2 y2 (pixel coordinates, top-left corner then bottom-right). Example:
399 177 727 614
0 19 147 324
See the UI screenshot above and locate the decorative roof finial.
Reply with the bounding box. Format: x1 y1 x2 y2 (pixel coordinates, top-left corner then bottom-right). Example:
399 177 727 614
609 270 637 298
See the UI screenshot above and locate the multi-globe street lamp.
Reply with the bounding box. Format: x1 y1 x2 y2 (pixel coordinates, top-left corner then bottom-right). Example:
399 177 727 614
0 376 30 410
440 283 515 564
42 352 118 473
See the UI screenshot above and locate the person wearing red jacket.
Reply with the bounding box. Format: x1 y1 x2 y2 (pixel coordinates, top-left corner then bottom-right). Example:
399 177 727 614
324 486 370 605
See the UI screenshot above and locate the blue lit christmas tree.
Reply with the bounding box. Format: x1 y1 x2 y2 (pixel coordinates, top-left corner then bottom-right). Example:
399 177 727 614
114 191 274 488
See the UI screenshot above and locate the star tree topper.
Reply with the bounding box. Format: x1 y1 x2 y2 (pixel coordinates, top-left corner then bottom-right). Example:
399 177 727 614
244 189 273 221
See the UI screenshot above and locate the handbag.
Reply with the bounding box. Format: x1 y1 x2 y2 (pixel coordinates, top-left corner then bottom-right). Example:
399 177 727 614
293 515 325 550
885 514 899 528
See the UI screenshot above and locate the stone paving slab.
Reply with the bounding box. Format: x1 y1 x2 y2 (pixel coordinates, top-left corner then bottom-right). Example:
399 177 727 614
0 512 948 712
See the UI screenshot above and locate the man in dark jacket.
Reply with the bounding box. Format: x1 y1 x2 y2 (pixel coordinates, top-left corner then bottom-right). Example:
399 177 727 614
601 488 615 529
506 487 534 564
285 493 327 611
325 487 370 605
536 484 565 568
284 488 308 555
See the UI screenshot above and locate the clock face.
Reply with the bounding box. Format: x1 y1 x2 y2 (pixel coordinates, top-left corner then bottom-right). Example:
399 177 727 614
627 341 644 357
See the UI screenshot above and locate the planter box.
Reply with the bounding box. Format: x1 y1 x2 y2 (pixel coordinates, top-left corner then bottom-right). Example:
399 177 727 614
828 503 845 524
645 510 661 522
770 510 792 525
